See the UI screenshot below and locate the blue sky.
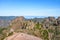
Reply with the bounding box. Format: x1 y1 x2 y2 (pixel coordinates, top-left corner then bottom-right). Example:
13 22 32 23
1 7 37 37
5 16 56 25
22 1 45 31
0 0 60 16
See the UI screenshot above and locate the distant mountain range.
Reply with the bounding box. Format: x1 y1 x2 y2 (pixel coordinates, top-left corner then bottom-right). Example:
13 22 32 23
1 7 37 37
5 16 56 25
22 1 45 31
0 16 44 28
0 16 16 20
0 16 16 28
0 16 58 28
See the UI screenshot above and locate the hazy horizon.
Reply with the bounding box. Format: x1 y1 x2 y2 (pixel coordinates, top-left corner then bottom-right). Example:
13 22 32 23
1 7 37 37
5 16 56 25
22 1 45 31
0 16 59 19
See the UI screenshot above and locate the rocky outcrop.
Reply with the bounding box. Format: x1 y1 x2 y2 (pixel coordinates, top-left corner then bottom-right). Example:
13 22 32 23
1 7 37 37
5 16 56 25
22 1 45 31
10 16 35 30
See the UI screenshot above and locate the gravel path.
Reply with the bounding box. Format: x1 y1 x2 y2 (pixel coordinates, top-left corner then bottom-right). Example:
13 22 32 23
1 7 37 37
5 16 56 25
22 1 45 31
4 33 42 40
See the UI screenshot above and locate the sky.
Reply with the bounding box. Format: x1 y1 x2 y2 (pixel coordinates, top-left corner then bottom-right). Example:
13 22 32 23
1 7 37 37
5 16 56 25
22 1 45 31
0 0 60 17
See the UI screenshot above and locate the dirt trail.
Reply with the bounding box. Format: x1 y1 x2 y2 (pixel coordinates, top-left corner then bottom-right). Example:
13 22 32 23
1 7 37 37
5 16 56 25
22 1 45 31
4 33 42 40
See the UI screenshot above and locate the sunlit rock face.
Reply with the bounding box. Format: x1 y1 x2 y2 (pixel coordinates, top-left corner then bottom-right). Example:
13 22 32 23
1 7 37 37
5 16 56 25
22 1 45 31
4 33 42 40
11 16 25 23
10 16 25 30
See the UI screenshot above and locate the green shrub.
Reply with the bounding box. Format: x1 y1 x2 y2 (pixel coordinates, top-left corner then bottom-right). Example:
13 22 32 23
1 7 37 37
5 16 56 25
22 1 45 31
8 32 13 36
42 30 49 40
48 29 54 33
